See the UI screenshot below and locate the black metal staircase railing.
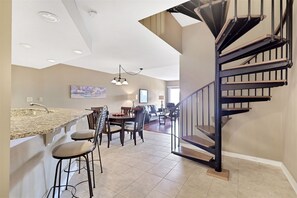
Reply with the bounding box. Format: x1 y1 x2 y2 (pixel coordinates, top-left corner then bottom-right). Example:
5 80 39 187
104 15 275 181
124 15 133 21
171 81 216 167
170 0 293 174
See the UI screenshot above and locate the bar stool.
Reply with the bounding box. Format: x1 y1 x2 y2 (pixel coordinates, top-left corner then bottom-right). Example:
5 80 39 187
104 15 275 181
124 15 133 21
69 110 103 188
51 106 108 198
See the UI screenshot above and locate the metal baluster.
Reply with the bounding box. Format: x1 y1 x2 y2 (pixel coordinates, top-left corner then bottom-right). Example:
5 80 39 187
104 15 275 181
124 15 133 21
196 92 199 127
248 0 251 19
202 89 204 126
280 0 283 39
186 100 188 136
261 0 264 20
208 85 210 127
262 52 265 96
240 75 243 108
269 50 272 81
248 74 250 96
288 0 293 63
234 0 238 21
226 77 230 109
271 0 275 36
254 55 258 96
191 96 193 135
275 49 278 80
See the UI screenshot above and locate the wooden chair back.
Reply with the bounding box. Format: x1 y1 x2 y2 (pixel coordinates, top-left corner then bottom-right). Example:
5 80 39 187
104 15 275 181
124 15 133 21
121 106 132 115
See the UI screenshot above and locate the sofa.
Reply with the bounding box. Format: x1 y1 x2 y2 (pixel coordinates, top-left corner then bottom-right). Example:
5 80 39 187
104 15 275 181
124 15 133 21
138 105 161 123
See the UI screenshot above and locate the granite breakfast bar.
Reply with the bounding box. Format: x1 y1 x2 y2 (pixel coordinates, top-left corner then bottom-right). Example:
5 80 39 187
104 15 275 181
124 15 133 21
10 108 91 198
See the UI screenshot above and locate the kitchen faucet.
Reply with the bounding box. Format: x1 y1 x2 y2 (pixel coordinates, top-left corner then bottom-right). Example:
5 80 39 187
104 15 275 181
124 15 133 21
29 102 50 113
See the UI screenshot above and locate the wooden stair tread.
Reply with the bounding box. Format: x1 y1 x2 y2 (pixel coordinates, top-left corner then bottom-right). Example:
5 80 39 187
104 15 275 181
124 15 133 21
221 96 271 104
224 80 287 85
215 15 264 44
197 125 215 135
182 135 214 147
222 95 270 98
223 58 288 71
220 34 281 56
173 146 213 162
223 107 251 111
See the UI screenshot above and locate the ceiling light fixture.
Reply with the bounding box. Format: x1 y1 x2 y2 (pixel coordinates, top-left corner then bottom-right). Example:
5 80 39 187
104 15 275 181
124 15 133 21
111 65 143 86
47 59 56 63
38 11 60 23
73 50 83 54
19 43 32 49
88 10 97 17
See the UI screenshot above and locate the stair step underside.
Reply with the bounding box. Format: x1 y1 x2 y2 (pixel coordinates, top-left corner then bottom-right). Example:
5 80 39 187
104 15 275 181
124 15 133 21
219 34 287 64
220 58 289 77
221 80 287 90
194 0 230 37
221 96 271 103
216 15 264 51
197 125 215 139
168 1 201 21
172 146 213 163
222 108 251 116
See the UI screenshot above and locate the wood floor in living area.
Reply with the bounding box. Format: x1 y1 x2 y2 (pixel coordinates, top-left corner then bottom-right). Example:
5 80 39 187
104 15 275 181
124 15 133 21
144 119 171 134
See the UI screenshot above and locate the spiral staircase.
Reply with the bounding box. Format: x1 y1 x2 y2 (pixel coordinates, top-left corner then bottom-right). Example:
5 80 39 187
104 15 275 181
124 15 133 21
169 0 294 179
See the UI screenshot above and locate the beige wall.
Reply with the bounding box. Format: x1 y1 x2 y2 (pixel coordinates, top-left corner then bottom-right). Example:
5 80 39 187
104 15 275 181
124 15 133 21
282 1 297 182
11 64 166 112
180 22 215 100
12 66 43 107
0 0 11 197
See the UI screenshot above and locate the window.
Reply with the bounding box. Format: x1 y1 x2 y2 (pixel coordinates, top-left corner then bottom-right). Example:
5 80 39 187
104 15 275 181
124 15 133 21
168 87 180 105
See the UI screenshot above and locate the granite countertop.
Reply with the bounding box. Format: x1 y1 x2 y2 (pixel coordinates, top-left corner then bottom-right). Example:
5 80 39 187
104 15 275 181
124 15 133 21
11 108 91 140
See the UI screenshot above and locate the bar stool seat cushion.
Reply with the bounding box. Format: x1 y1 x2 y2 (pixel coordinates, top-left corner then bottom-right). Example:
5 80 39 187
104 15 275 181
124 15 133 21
52 141 94 159
71 129 95 140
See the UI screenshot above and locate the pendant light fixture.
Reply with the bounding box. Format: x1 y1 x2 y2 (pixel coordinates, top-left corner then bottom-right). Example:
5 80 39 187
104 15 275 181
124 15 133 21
111 65 143 86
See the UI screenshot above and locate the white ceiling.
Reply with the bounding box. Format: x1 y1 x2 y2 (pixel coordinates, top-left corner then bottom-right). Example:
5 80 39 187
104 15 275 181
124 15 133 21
12 0 198 81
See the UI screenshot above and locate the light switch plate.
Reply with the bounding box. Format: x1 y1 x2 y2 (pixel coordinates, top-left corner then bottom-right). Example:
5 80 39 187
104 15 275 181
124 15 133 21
26 97 33 102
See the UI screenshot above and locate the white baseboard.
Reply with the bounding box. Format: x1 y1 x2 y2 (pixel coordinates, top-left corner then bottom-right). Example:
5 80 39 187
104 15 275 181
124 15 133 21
222 151 297 195
222 151 282 166
280 163 297 194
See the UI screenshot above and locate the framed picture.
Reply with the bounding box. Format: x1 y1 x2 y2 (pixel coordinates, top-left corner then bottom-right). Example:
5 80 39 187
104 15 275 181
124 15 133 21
70 85 106 98
139 89 148 103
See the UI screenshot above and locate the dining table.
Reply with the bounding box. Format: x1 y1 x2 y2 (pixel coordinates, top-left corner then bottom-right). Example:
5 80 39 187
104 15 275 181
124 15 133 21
108 114 135 146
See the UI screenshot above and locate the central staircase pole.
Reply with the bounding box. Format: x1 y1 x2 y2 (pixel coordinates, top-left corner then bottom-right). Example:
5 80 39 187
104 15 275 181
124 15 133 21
214 46 222 172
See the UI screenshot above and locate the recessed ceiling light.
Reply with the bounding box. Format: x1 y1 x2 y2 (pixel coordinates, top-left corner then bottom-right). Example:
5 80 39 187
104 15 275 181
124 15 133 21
73 50 83 54
47 59 56 63
88 10 97 17
38 11 60 23
19 43 32 48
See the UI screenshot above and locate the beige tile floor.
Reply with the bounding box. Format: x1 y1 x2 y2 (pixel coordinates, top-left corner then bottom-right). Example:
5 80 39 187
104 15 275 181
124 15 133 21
61 131 297 198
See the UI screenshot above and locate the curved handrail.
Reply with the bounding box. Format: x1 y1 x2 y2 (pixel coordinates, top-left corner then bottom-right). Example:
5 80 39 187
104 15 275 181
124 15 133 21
170 81 215 115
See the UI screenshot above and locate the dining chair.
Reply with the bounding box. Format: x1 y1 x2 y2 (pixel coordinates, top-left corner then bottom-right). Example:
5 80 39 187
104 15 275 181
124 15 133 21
51 106 108 198
121 106 132 115
121 106 135 126
99 111 123 148
124 107 146 145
